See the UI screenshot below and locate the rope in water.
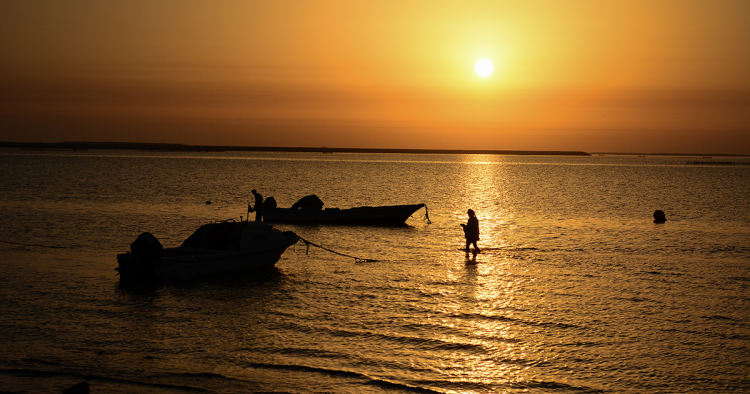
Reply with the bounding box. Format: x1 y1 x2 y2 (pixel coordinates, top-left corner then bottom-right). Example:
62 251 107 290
0 240 66 249
297 236 379 263
296 205 430 263
423 205 432 224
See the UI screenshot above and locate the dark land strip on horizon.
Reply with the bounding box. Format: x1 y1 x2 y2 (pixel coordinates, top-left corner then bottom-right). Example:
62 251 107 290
0 141 591 156
2 142 749 157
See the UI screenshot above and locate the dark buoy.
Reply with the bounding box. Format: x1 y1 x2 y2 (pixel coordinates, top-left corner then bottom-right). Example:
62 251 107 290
653 210 667 223
206 200 211 205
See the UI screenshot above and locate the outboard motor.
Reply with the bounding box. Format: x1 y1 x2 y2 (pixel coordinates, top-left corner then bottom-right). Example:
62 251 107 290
130 232 163 259
263 196 277 208
119 232 163 283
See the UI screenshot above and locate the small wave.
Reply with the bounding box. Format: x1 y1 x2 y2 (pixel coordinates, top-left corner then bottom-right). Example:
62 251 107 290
412 338 490 353
705 245 750 255
268 346 348 360
703 314 734 321
21 358 63 367
635 270 684 277
242 360 591 394
383 309 581 336
365 378 443 393
451 247 538 254
407 377 603 393
0 368 213 393
612 295 661 304
513 379 604 392
444 311 580 330
474 246 538 252
272 319 515 360
409 378 499 393
241 361 442 393
165 371 236 380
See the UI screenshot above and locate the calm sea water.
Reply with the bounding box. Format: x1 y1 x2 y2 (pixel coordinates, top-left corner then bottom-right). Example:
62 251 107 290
1 150 748 393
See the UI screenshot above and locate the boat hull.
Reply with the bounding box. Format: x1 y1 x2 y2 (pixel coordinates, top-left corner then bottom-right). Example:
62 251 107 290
116 226 298 283
262 204 426 225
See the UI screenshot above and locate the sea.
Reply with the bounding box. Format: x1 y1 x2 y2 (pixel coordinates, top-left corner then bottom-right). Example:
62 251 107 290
0 149 748 393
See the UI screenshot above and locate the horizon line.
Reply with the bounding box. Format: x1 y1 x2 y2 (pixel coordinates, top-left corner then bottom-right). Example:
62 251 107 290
1 141 748 157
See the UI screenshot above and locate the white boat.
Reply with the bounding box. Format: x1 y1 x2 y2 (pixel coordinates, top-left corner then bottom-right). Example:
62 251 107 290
116 221 298 283
262 203 427 225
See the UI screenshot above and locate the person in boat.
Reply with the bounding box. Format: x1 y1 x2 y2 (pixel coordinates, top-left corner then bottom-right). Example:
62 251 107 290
249 190 264 221
460 209 480 252
653 210 667 224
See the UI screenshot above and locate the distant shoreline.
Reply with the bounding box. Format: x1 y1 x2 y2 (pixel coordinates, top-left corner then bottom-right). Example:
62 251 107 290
1 142 747 157
0 141 591 156
589 152 749 157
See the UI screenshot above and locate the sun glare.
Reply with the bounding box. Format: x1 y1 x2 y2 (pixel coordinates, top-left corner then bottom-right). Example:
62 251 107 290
475 59 493 77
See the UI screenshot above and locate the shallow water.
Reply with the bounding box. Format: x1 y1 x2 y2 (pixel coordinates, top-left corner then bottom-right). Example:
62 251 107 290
1 150 748 393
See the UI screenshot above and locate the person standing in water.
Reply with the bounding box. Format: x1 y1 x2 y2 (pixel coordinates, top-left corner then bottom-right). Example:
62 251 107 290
460 209 480 253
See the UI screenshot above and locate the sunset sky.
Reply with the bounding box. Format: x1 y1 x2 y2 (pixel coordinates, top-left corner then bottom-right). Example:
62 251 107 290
1 0 749 154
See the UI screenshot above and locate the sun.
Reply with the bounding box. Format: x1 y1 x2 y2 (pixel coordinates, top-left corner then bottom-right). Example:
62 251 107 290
475 59 493 77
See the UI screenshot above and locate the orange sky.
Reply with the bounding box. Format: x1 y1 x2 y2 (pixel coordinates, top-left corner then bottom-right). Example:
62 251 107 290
1 0 749 154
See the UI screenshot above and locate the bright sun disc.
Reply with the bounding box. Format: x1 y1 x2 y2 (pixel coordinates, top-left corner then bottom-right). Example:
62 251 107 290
475 59 493 77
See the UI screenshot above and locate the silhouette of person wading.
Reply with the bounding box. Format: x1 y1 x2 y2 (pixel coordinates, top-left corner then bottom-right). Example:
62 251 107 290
460 209 480 253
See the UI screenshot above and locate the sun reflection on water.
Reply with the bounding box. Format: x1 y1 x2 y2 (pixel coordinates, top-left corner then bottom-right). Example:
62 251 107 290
438 155 540 388
434 251 535 388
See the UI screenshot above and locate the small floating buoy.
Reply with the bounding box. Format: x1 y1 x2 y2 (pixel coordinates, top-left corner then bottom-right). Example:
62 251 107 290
205 200 211 205
653 210 667 223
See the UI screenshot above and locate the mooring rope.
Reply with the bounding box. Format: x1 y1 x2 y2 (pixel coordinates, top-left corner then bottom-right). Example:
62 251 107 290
296 204 430 263
423 205 432 224
297 236 378 263
0 240 66 249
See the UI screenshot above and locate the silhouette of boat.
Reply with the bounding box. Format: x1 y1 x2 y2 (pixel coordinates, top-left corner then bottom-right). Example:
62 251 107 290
116 221 298 283
262 203 426 225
